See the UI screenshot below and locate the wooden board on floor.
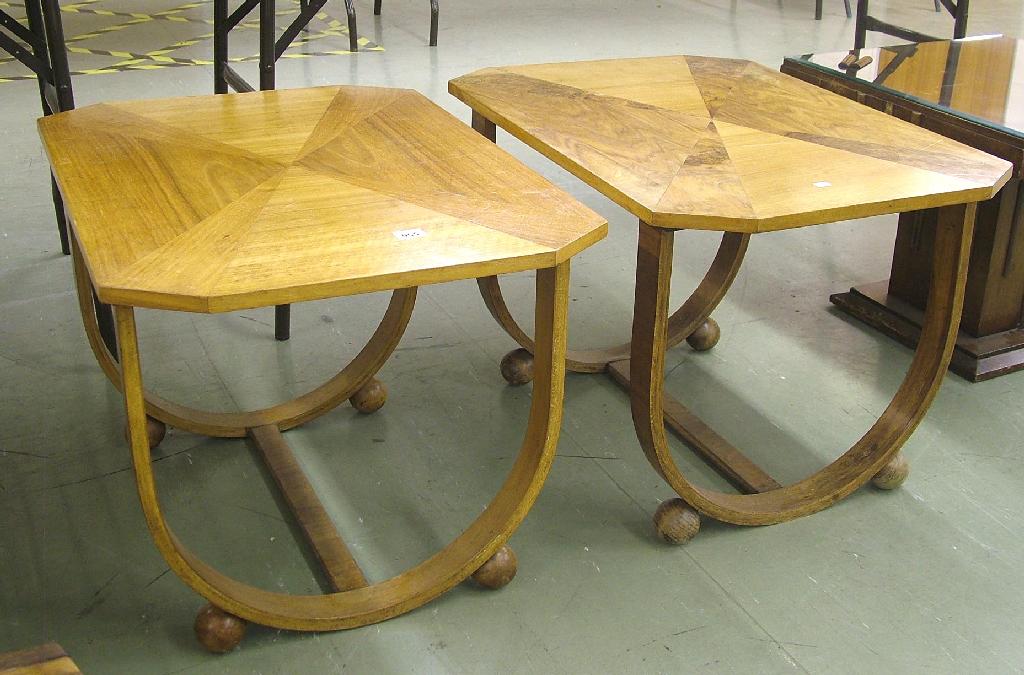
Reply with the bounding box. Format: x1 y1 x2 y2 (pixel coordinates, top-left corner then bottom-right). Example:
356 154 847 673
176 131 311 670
0 643 81 675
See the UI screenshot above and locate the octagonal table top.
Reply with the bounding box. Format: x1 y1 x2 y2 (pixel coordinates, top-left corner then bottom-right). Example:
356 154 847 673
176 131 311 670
38 86 606 313
449 55 1013 233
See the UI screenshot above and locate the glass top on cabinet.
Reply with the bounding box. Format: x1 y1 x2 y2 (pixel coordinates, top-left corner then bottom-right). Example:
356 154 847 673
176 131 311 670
785 35 1024 139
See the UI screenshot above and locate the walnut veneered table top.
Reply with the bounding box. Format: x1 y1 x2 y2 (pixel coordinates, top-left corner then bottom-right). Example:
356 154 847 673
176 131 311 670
38 86 606 313
449 56 1013 233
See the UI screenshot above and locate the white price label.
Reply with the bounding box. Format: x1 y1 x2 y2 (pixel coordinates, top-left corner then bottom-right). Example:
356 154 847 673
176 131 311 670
393 228 427 240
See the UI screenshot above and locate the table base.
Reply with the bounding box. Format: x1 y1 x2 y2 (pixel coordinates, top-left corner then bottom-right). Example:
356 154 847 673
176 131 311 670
832 280 1024 382
72 237 571 652
478 209 976 544
625 209 972 542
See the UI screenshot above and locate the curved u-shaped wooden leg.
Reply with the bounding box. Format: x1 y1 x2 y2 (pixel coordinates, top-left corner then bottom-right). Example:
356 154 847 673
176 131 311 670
71 239 415 438
631 203 975 535
115 262 570 636
477 229 749 377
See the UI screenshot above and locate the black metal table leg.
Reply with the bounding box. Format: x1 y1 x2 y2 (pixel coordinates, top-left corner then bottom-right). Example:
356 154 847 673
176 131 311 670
217 0 381 342
429 0 437 46
258 0 290 340
213 0 228 93
17 0 73 254
854 0 868 49
855 0 967 49
41 0 75 256
93 294 118 361
259 0 275 89
259 0 290 338
39 0 71 110
274 305 291 341
344 0 358 52
7 0 117 356
370 0 438 46
952 0 969 38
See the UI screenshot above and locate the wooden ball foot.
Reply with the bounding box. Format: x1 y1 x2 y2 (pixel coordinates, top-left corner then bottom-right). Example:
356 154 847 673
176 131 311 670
654 498 700 545
471 545 518 589
500 348 534 386
124 416 167 450
194 603 246 653
349 378 387 414
872 453 910 490
686 318 721 352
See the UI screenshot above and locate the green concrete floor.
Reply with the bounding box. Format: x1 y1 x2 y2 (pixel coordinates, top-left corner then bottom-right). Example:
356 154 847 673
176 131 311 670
3 0 1024 672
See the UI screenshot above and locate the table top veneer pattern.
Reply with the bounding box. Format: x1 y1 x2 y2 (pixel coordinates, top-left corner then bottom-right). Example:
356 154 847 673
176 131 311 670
38 86 606 312
449 56 1012 232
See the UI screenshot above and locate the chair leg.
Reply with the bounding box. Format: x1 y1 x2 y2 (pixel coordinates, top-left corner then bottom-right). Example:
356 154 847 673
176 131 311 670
843 0 852 18
259 0 275 90
933 0 941 11
44 0 74 254
345 0 358 51
274 305 291 341
815 0 823 20
213 0 227 93
952 0 969 38
50 176 70 255
374 0 381 15
93 294 118 360
429 0 438 45
23 0 50 110
28 0 76 252
40 0 73 111
854 0 868 49
256 0 292 341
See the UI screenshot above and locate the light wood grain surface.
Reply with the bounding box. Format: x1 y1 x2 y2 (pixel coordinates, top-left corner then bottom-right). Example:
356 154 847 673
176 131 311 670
449 55 1012 232
38 86 606 312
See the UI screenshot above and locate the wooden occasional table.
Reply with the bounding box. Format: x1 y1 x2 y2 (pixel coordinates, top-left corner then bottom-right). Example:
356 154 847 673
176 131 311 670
450 56 1010 543
38 86 605 651
783 37 1024 381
